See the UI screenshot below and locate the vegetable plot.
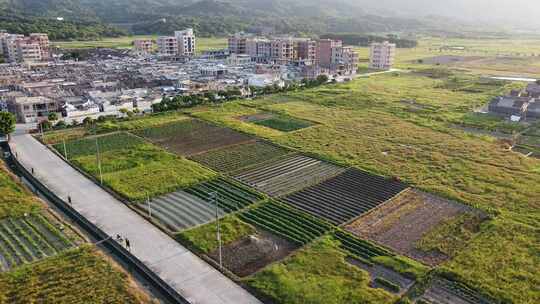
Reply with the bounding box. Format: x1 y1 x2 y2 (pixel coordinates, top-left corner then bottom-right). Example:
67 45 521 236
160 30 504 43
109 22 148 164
283 168 409 225
238 201 332 246
190 141 292 173
0 215 76 272
234 154 345 197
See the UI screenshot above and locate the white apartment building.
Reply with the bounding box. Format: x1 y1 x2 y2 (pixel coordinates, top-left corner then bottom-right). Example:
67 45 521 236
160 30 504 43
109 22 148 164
369 41 396 70
133 39 154 55
156 36 178 56
175 29 196 57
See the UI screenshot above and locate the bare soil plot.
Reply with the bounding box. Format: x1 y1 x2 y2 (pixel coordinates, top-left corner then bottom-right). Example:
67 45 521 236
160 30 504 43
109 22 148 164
233 154 346 197
208 230 298 277
283 168 409 225
418 278 495 304
134 119 253 156
190 141 292 173
347 258 415 296
346 189 476 266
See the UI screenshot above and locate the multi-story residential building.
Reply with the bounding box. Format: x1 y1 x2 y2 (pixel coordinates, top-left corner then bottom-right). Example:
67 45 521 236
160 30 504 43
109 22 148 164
316 39 342 68
175 29 196 57
270 38 294 65
0 33 50 63
295 39 317 63
10 96 59 123
228 33 250 54
29 33 50 60
156 36 178 56
369 41 396 70
133 39 154 55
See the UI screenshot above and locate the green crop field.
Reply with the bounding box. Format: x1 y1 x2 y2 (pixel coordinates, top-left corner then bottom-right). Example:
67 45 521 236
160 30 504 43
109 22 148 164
249 237 397 304
56 132 216 201
192 71 540 303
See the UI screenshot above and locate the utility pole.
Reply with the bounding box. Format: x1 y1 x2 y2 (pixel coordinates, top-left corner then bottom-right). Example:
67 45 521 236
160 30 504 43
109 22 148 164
95 137 103 184
146 192 152 218
63 139 68 160
211 191 222 270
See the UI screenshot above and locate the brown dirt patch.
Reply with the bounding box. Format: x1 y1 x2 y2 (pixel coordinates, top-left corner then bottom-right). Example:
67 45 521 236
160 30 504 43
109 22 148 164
345 189 472 266
208 230 298 277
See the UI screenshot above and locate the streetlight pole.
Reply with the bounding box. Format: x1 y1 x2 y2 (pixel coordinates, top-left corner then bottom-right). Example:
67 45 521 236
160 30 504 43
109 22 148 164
63 139 68 160
146 192 152 218
95 137 103 184
211 191 222 270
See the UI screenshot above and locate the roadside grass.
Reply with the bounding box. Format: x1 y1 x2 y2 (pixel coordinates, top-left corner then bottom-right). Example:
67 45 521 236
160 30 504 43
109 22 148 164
0 161 42 219
195 72 540 303
248 237 397 304
0 246 152 304
177 215 256 254
70 142 216 201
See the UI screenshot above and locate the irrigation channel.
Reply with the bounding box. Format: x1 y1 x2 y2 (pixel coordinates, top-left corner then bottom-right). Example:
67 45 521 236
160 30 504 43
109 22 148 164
0 142 190 304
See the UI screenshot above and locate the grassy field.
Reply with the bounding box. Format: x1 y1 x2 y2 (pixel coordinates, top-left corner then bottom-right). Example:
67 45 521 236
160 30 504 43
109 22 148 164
57 132 216 201
0 162 42 219
249 237 397 304
0 160 152 303
354 37 540 77
52 36 227 54
192 71 540 303
0 246 152 304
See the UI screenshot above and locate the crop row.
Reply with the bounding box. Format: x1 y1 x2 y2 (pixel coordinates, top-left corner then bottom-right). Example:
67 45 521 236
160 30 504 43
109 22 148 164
333 230 393 261
0 215 74 271
234 154 346 197
53 132 144 159
133 119 253 156
283 168 409 225
190 141 292 173
185 178 263 212
431 278 494 304
238 201 332 246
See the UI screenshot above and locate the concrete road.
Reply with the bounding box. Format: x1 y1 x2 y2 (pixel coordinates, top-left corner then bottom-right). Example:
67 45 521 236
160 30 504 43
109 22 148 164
10 133 261 304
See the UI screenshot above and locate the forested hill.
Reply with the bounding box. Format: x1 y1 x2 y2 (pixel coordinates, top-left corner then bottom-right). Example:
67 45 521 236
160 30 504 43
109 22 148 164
0 0 494 40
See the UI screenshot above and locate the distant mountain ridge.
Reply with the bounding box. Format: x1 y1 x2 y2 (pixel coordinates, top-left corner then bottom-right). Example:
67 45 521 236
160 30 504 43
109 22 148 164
1 0 517 39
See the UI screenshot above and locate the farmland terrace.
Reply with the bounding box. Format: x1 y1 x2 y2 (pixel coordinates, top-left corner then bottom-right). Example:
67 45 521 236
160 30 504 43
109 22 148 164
28 66 540 304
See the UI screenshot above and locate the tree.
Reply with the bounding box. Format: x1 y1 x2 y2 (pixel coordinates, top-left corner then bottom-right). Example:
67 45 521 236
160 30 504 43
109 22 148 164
316 74 329 85
48 112 58 121
82 117 95 126
0 112 16 137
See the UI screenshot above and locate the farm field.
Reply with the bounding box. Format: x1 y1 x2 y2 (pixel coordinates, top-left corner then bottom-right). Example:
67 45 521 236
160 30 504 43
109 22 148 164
233 154 346 197
0 162 41 219
0 246 152 304
249 238 398 304
189 140 292 173
143 178 263 232
55 132 215 201
0 214 80 272
239 112 315 132
418 277 495 304
43 112 188 145
346 189 484 266
134 119 253 156
283 168 409 225
192 70 540 303
140 190 225 232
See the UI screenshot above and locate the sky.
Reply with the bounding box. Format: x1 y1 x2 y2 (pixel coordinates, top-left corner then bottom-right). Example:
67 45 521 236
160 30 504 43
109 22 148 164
357 0 540 27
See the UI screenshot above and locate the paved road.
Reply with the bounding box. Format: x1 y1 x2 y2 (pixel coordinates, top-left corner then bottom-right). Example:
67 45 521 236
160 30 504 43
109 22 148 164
10 133 261 304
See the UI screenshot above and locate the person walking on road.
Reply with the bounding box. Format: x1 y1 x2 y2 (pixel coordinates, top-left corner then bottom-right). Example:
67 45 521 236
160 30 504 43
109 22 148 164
125 238 131 252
